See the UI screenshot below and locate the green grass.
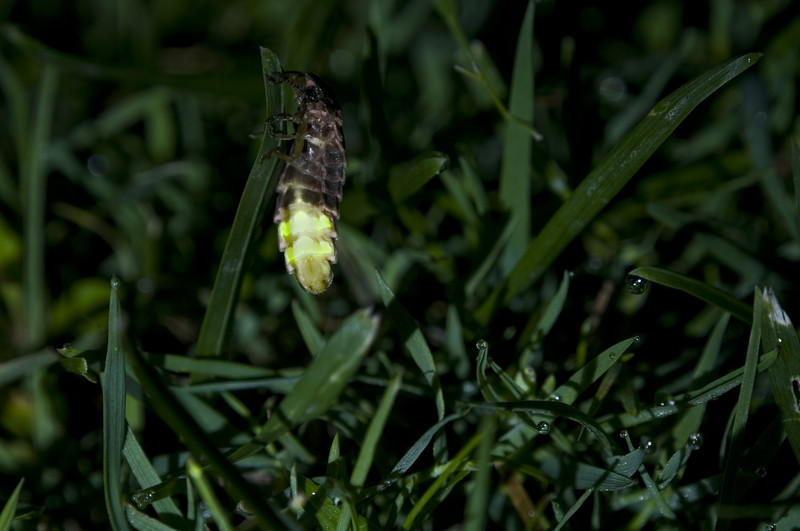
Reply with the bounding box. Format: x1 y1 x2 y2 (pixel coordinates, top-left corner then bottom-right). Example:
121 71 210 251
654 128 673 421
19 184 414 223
2 1 800 529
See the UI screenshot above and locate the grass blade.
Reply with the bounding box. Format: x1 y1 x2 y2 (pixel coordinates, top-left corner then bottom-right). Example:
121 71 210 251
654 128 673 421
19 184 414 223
22 63 58 348
195 47 283 358
0 478 24 530
229 309 380 461
123 429 182 518
387 152 449 204
498 0 535 271
761 288 800 465
102 277 128 530
376 270 446 457
476 53 762 323
351 373 402 488
626 266 752 324
718 288 762 528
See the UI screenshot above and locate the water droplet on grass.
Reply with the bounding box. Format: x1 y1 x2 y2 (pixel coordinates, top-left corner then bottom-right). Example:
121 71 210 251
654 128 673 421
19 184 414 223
536 421 551 434
625 275 649 295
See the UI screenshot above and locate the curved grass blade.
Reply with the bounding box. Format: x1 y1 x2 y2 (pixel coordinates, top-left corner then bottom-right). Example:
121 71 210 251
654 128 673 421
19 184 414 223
195 47 283 358
388 152 449 204
761 288 800 465
476 53 762 324
124 505 181 531
126 347 291 528
376 271 445 416
351 373 402 488
122 429 182 519
480 400 620 455
627 266 752 324
0 478 24 530
102 278 128 531
230 309 380 461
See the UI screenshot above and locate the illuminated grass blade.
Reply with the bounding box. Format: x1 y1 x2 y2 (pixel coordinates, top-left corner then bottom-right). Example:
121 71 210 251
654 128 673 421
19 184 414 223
627 266 752 324
476 53 761 323
761 288 800 465
102 278 127 531
195 47 283 358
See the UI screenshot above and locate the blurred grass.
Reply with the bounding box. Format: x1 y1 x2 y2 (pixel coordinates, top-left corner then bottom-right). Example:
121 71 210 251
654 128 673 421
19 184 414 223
1 0 799 529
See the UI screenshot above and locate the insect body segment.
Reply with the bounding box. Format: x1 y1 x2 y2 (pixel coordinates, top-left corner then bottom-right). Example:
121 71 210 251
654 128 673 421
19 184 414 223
269 71 347 294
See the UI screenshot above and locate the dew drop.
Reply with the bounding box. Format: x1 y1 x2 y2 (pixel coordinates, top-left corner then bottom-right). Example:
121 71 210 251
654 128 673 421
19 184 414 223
639 439 656 454
536 421 551 434
688 432 703 450
110 276 121 288
567 270 575 278
550 394 561 402
656 393 676 408
608 351 619 360
625 275 650 295
619 429 629 438
755 466 767 478
475 340 488 352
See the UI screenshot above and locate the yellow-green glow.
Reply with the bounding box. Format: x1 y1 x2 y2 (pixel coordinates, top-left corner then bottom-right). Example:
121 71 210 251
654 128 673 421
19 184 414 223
279 203 336 294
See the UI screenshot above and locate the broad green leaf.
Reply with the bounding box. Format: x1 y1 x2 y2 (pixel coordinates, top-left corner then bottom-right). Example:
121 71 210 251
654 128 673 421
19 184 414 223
476 53 762 323
627 266 752 324
195 47 283 358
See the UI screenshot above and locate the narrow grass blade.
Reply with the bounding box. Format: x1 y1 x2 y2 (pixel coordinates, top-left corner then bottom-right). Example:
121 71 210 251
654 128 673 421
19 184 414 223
402 431 482 529
0 477 24 530
387 152 449 204
229 309 379 458
102 277 128 531
627 266 752 324
463 415 496 531
292 299 324 357
186 457 232 531
124 505 181 531
476 53 762 323
22 63 58 348
498 0 535 272
123 429 182 518
552 488 593 531
155 354 275 379
0 350 59 386
484 401 620 455
377 270 445 424
761 288 800 464
126 347 290 528
519 270 571 350
793 138 800 235
388 412 465 480
195 47 283 358
351 374 402 488
550 337 637 405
